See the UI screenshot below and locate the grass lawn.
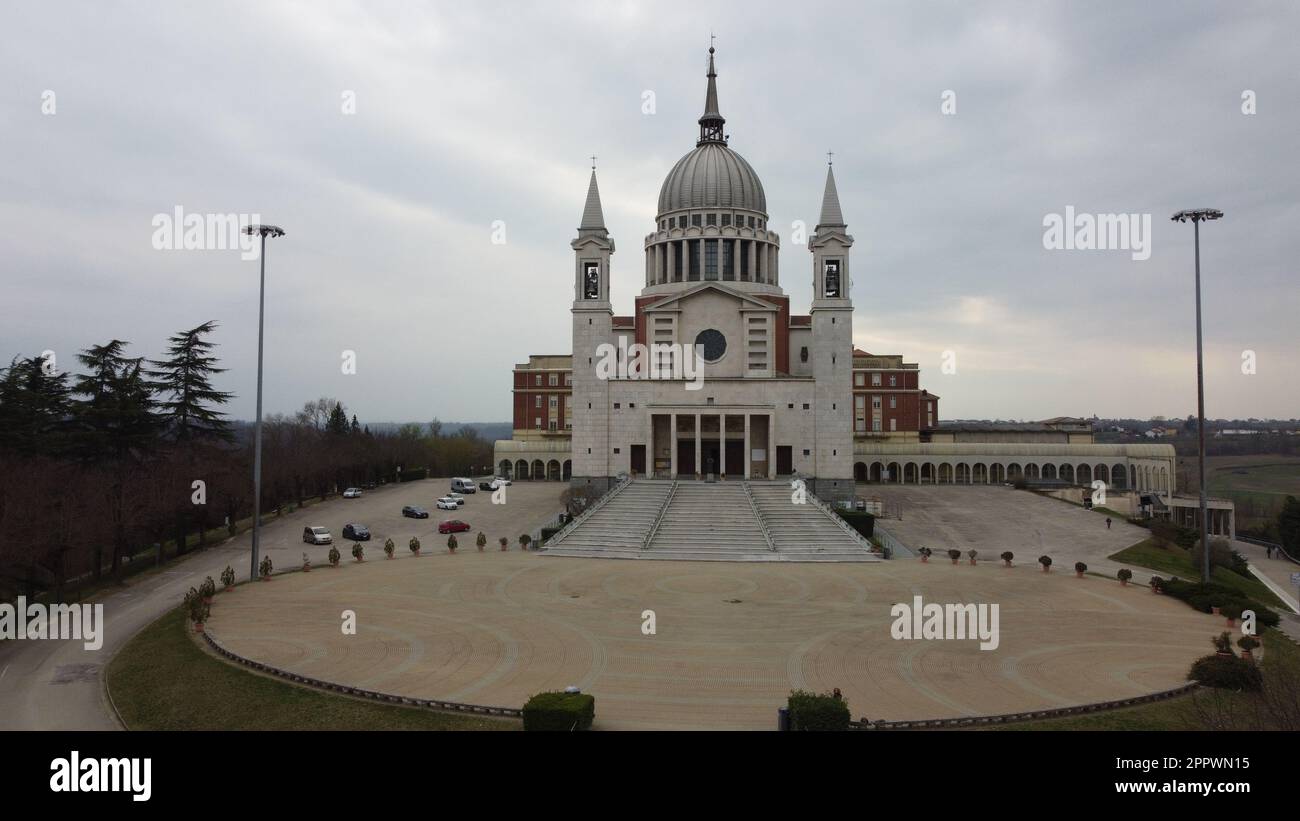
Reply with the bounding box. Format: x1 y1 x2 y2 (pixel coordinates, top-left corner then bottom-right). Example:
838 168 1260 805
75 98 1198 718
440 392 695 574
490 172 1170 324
1000 626 1298 730
107 606 518 731
1109 538 1285 609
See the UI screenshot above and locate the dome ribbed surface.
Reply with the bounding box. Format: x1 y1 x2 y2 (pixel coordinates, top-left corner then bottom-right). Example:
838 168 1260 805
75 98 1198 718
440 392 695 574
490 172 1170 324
657 143 766 215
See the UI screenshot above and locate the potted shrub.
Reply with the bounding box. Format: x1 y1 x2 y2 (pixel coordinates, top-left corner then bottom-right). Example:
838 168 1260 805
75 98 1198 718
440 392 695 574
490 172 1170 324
967 550 978 566
409 537 421 557
328 546 341 567
259 555 273 580
220 565 236 591
499 536 509 552
1117 568 1132 587
519 533 532 552
384 538 395 559
1074 561 1087 578
1038 555 1052 573
352 542 364 562
185 587 210 633
1221 603 1242 628
477 532 487 552
1149 575 1164 594
1212 631 1234 657
917 547 931 563
200 576 217 604
1000 551 1014 567
948 549 961 565
1237 635 1260 661
447 534 458 553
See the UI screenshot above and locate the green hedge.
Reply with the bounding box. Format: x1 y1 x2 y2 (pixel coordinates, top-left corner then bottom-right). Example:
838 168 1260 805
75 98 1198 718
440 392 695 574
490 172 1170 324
1161 579 1280 628
787 689 850 731
540 526 561 544
1188 654 1262 691
522 692 595 731
839 511 875 539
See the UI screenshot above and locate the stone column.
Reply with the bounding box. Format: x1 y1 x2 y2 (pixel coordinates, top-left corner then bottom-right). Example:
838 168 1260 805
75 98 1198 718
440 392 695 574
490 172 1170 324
695 239 703 282
670 413 678 478
720 413 727 477
768 415 776 479
667 241 676 282
758 241 768 283
748 240 757 282
769 245 777 285
694 413 702 478
743 413 751 480
733 238 741 280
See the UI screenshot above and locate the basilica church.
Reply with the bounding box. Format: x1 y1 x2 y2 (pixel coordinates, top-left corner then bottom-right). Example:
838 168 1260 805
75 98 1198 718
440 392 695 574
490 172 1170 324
495 47 940 504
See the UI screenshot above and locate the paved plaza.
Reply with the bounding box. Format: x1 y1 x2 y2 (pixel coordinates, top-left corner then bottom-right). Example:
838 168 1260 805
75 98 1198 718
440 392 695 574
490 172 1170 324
206 545 1217 730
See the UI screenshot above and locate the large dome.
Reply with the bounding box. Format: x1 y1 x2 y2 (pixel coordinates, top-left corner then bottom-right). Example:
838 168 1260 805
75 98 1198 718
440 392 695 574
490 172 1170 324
657 143 767 215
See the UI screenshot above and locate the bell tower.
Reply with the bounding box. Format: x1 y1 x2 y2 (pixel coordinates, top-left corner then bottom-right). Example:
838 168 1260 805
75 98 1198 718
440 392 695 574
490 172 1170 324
571 166 615 492
808 159 854 502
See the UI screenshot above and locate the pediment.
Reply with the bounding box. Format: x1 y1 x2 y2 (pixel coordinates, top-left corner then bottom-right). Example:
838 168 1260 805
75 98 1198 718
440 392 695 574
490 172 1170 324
642 283 778 313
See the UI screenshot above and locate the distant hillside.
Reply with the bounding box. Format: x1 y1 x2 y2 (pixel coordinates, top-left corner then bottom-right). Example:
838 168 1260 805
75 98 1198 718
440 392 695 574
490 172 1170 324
364 421 513 441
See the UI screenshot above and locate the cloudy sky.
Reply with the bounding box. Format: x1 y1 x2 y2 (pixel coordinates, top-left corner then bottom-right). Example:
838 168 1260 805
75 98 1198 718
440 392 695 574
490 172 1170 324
3 1 1296 425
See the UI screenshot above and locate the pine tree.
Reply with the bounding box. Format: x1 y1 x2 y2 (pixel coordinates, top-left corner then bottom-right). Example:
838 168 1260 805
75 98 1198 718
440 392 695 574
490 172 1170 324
147 320 234 442
72 340 162 460
0 355 73 455
350 414 360 435
326 402 349 435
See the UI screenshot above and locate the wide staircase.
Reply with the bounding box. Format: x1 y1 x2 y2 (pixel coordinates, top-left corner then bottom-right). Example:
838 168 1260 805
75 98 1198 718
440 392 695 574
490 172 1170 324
747 482 880 561
543 479 878 562
542 480 673 558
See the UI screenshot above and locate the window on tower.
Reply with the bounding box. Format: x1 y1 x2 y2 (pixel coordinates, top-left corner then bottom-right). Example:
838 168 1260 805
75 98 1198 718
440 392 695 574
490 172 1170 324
583 262 600 299
823 259 841 298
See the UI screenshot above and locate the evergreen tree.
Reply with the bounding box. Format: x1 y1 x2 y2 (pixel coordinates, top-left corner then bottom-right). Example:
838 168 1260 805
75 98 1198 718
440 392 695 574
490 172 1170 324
326 402 349 435
350 413 360 435
147 320 234 442
0 355 73 455
71 340 162 460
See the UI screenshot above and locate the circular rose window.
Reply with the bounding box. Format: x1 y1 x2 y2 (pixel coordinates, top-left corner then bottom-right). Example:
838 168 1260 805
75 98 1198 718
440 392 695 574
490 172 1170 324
694 329 727 363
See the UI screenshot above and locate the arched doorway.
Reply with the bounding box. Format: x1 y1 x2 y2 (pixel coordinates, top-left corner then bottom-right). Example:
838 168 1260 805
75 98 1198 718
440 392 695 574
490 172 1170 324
499 460 513 479
870 462 884 482
546 459 561 481
515 460 529 480
887 462 902 483
1042 463 1057 480
531 460 545 480
854 462 868 482
956 463 971 483
1111 463 1127 490
904 463 919 483
1060 464 1074 484
1025 463 1040 480
563 460 572 480
920 463 935 484
938 463 954 483
973 463 988 483
990 464 1006 483
1077 464 1091 485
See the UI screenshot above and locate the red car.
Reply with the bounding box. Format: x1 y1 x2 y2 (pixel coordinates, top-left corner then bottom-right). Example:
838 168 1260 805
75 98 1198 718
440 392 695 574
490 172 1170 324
438 519 471 534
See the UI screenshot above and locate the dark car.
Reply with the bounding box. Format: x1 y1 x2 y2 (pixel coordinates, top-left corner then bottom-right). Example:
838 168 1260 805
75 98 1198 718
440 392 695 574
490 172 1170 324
438 519 471 534
402 505 429 519
342 523 371 541
479 481 494 492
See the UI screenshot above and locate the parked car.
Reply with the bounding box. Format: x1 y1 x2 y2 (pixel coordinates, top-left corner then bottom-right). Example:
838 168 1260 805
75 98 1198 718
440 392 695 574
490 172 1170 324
342 487 362 499
303 526 332 545
493 477 512 487
436 497 459 511
448 493 465 506
450 477 477 494
479 481 494 492
401 505 429 519
438 519 471 534
342 523 371 541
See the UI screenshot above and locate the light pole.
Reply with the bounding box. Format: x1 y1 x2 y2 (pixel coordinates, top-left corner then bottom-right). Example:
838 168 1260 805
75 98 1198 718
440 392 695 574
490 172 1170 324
243 224 285 581
1171 208 1222 584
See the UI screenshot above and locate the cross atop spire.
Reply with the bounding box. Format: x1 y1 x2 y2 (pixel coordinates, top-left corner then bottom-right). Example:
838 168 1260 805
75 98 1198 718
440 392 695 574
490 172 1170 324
697 43 727 147
579 167 606 232
817 162 845 228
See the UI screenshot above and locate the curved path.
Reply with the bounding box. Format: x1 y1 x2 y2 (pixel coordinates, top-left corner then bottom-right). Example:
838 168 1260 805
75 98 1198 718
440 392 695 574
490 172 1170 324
0 479 565 730
206 549 1218 730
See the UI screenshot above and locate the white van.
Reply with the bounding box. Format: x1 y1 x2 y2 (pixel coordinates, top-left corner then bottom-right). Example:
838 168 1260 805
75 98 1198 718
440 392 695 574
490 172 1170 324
451 477 477 494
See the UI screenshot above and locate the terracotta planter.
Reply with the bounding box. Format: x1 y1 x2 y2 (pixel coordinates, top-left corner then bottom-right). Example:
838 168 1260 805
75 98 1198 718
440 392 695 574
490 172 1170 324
921 556 929 563
1241 649 1254 661
1075 571 1084 578
1211 606 1221 616
224 586 234 593
1041 566 1050 573
1119 579 1128 586
1003 561 1012 568
1225 618 1236 628
194 622 205 633
203 596 213 605
950 558 959 565
386 553 394 560
969 558 977 566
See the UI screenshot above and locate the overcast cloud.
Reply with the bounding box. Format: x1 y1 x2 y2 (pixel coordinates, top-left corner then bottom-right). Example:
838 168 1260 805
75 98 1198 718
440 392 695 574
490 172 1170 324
2 1 1296 425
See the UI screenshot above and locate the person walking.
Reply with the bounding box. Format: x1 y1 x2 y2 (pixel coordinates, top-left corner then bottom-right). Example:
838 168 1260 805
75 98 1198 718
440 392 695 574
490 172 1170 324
1105 517 1112 530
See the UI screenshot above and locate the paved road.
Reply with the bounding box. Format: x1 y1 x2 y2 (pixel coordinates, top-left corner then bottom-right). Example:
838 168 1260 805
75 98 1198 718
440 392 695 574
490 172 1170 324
0 478 565 730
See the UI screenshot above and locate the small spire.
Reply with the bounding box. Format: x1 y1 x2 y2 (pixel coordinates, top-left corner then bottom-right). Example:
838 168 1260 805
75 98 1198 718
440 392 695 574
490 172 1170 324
697 43 726 146
579 167 606 231
818 161 845 228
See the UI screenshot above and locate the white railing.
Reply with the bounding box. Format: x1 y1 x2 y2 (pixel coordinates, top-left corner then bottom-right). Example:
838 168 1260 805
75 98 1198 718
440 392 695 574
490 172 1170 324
742 482 777 551
641 481 678 551
804 488 880 555
872 522 913 559
542 475 631 547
